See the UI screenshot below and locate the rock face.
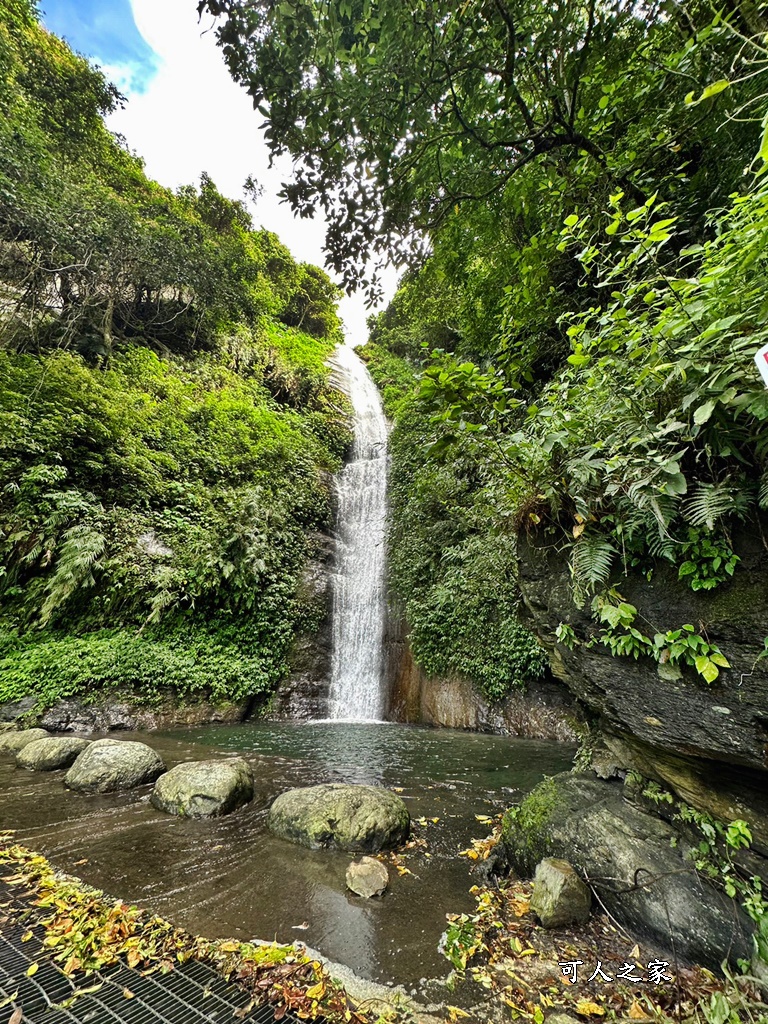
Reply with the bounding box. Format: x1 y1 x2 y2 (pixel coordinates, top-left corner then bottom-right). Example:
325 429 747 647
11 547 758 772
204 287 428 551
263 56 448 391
17 736 90 771
346 856 389 897
38 696 250 733
501 772 752 970
530 858 591 928
268 784 410 852
150 758 254 818
0 728 49 754
269 528 335 720
517 531 768 774
65 738 165 793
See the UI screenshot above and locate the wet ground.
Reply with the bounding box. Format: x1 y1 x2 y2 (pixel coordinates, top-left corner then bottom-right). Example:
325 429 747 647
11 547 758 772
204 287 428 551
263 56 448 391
0 721 574 986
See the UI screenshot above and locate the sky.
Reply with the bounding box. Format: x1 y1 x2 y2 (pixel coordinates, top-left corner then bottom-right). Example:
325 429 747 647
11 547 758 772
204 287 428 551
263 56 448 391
38 0 398 343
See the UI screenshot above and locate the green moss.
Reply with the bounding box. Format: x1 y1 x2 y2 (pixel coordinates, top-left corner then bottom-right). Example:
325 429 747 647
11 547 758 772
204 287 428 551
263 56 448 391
501 776 560 876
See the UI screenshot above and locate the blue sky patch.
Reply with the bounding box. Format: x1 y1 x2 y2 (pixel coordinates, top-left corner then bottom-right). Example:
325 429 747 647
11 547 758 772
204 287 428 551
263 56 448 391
39 0 159 94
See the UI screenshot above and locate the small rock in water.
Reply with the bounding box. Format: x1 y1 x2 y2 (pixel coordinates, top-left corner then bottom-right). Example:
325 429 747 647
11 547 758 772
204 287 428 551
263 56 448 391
0 728 49 755
17 736 90 771
530 857 591 928
346 857 389 898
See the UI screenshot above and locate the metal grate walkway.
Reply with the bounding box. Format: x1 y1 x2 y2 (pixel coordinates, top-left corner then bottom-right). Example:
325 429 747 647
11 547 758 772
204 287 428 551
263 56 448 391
0 880 306 1023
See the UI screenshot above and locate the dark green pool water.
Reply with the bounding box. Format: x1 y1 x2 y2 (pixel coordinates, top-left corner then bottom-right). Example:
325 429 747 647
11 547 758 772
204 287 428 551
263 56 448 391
0 722 573 985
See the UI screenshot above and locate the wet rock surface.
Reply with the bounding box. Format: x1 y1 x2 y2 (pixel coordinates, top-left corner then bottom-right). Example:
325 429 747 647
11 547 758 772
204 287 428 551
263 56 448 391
268 783 410 852
65 738 165 793
346 856 389 897
16 736 90 771
501 772 753 970
150 758 254 817
0 728 50 754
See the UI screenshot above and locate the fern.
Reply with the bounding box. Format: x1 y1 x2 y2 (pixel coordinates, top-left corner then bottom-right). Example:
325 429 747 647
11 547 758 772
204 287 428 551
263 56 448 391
684 482 748 531
570 533 616 592
759 472 768 510
39 523 106 625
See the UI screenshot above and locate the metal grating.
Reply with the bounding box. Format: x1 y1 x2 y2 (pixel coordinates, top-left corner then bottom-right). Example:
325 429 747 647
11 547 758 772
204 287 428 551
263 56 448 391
0 879 314 1024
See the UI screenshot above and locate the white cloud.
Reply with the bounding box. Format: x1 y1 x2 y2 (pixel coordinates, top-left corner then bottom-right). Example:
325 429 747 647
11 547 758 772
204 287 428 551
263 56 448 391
105 0 398 342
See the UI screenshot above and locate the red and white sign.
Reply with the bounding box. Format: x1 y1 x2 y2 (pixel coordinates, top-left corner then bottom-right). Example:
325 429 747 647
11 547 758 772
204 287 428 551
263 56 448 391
755 343 768 388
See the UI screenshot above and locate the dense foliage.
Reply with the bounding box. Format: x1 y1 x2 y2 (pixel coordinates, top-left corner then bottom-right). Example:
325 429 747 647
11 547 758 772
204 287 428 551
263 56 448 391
204 0 768 692
0 0 350 711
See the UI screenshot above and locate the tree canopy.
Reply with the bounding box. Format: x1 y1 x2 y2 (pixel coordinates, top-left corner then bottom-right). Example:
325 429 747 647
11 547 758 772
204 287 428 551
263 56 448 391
201 0 763 296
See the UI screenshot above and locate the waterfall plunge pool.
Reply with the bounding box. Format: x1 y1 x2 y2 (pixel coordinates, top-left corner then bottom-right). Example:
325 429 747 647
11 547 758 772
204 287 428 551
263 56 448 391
0 722 574 986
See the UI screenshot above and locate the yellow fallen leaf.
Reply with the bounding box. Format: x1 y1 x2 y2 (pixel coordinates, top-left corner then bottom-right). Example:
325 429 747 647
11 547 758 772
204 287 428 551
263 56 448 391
575 999 605 1017
447 1007 472 1020
123 988 135 999
306 981 325 1000
26 962 39 977
629 1001 650 1020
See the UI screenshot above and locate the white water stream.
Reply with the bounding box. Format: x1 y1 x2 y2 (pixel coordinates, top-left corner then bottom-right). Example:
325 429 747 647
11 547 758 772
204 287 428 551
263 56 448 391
326 344 389 721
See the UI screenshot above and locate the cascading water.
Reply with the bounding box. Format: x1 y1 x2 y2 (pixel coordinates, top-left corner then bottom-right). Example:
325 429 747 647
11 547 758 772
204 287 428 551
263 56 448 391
326 343 389 721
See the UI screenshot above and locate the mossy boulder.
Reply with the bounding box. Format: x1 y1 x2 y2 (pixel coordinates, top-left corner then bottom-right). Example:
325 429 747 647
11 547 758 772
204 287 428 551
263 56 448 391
65 738 165 793
0 728 49 755
268 784 410 852
502 772 751 970
150 758 254 818
16 736 90 771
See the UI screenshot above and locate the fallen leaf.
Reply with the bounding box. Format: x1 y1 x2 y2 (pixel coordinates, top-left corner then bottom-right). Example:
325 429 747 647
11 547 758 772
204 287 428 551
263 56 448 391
629 1000 650 1020
123 989 135 1000
26 963 38 978
575 999 605 1017
9 1007 22 1024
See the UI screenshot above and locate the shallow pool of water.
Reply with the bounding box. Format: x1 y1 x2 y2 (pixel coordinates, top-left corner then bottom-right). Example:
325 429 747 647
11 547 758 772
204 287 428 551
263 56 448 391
0 722 573 985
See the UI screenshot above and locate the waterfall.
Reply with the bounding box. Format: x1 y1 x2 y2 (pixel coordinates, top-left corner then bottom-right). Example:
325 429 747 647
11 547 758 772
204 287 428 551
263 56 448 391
326 344 389 721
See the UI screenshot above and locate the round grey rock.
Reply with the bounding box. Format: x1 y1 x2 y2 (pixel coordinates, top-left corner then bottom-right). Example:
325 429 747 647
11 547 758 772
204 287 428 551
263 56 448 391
150 758 254 818
268 784 410 852
530 857 591 928
17 736 90 771
0 729 49 755
65 738 165 793
346 856 389 898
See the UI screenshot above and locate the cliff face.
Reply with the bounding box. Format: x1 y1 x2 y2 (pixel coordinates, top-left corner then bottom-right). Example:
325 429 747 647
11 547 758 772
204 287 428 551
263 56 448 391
516 526 768 838
389 635 584 741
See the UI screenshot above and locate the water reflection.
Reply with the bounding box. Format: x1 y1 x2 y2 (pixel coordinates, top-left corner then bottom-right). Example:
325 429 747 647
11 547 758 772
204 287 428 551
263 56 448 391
0 722 574 984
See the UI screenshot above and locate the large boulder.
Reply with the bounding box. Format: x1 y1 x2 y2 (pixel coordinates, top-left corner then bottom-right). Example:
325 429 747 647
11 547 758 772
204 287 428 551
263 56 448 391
0 728 49 755
268 784 410 852
150 758 253 818
530 858 591 928
501 772 752 970
17 736 90 771
65 738 165 793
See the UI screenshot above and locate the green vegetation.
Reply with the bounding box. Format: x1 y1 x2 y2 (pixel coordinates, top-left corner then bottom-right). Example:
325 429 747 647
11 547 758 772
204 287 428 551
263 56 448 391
204 0 768 693
0 0 350 712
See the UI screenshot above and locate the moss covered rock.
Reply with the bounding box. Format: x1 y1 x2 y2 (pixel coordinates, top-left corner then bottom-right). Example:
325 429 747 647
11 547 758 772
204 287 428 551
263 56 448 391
268 783 410 852
150 758 253 818
0 728 49 755
502 772 752 970
17 736 90 771
65 738 165 793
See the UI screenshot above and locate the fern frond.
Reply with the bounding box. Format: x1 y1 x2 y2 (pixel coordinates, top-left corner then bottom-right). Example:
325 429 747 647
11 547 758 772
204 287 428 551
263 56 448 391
684 481 748 530
40 523 106 625
759 472 768 510
570 533 616 592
